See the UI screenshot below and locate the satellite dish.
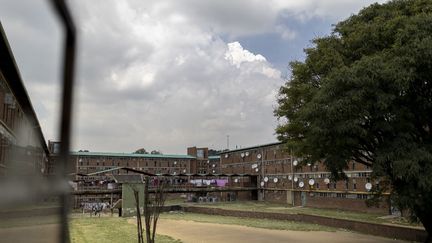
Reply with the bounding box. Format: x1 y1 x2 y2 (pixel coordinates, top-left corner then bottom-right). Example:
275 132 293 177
294 177 298 182
173 172 176 175
307 163 312 167
299 181 304 188
257 154 262 159
207 160 210 164
365 183 372 191
260 181 265 187
245 152 249 156
293 160 298 166
173 161 177 165
212 164 216 168
225 154 229 158
79 159 83 162
255 168 259 172
183 169 186 173
264 177 269 182
324 178 330 184
288 175 292 181
234 178 239 183
241 153 245 158
273 178 278 183
308 179 315 186
212 170 216 173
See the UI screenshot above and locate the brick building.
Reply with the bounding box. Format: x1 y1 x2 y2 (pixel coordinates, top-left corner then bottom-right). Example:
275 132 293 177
0 22 49 177
220 142 388 213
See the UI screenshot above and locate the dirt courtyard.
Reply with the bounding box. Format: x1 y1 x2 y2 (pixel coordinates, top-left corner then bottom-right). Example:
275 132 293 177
157 219 407 243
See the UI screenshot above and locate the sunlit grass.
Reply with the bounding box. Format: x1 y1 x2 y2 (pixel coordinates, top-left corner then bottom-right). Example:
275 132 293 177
160 212 336 232
181 201 422 227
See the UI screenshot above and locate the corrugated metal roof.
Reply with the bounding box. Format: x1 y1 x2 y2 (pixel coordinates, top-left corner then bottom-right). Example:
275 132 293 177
219 141 283 154
71 151 195 159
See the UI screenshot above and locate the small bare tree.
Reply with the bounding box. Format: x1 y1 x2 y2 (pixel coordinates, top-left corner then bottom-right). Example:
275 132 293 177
133 176 167 243
133 189 144 243
144 176 167 243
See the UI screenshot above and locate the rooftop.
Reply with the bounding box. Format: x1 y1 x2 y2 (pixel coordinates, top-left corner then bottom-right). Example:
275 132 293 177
219 141 283 154
71 151 195 159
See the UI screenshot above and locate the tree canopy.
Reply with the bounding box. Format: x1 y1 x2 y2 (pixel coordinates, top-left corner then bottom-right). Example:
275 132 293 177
134 148 148 154
275 0 432 238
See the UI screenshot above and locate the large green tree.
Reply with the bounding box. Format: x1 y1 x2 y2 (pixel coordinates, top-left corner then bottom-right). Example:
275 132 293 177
275 0 432 240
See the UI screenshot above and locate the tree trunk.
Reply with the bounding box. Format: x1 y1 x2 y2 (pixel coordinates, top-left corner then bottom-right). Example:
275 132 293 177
418 212 432 243
144 177 151 243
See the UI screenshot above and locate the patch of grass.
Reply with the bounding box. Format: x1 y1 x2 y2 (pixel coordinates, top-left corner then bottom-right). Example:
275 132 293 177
160 212 336 232
186 201 423 227
69 216 182 243
191 201 381 218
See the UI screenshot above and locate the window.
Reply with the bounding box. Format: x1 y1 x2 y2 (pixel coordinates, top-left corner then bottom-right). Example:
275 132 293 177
352 162 355 170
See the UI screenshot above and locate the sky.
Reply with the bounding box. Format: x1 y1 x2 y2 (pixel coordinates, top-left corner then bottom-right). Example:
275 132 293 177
0 0 386 154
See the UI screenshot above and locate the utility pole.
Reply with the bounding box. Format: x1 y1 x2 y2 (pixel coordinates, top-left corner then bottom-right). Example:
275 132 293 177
226 135 230 150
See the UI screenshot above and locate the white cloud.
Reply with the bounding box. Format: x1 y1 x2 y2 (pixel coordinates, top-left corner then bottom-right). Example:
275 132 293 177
0 0 388 153
225 42 266 68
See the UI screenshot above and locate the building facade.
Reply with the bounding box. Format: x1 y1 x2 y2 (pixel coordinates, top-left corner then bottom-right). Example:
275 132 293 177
220 142 388 213
0 22 49 178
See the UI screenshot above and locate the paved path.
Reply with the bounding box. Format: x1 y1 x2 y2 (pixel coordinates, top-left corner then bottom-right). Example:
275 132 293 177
157 219 406 243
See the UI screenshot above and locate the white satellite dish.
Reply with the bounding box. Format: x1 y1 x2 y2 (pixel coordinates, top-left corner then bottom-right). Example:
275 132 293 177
293 160 298 166
264 177 269 182
288 175 292 181
173 172 176 175
324 178 330 184
308 179 315 186
207 160 210 164
273 178 278 183
245 152 249 156
234 178 239 183
225 154 229 158
365 183 372 191
294 177 299 182
260 181 265 187
174 161 177 165
212 170 215 173
257 154 262 159
307 163 312 167
251 164 258 169
79 159 82 162
299 181 304 188
241 153 245 158
183 169 186 173
212 164 216 168
255 168 259 172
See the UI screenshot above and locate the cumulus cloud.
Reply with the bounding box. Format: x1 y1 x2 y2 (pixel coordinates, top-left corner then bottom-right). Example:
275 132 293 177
0 0 388 153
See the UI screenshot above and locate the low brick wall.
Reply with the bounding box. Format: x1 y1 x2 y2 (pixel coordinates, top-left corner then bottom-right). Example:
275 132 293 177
182 206 427 242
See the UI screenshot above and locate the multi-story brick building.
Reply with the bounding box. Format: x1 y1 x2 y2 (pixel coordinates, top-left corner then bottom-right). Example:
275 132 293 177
220 142 387 213
64 146 223 207
0 22 49 177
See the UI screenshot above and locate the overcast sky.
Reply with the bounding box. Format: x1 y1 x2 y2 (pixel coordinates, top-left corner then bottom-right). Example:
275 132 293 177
0 0 386 154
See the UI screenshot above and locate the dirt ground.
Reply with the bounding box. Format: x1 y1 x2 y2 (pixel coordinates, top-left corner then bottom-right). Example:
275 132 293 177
157 219 407 243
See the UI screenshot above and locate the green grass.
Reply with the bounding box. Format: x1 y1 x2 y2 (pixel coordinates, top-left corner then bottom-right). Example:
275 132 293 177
161 212 336 232
183 201 422 227
69 216 182 243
